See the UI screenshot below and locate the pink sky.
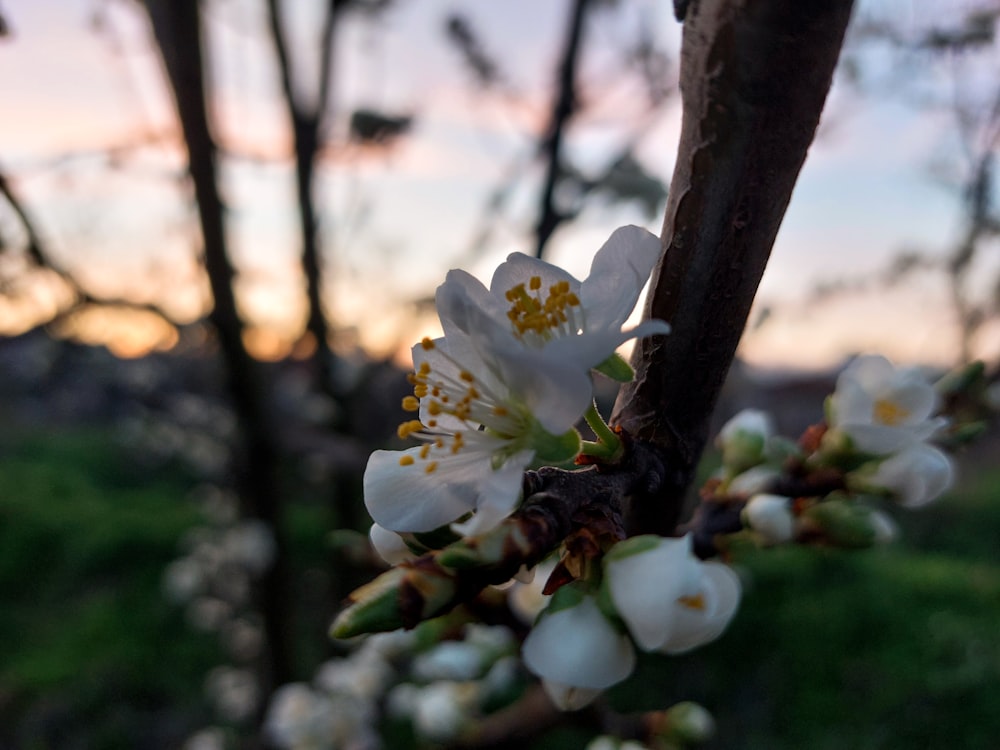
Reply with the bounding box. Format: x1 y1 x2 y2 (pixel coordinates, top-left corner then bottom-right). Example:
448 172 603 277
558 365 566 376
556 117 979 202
0 0 990 368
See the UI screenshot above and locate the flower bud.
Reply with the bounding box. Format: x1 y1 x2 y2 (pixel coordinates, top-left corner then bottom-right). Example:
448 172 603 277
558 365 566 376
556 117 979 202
742 494 795 544
801 499 879 548
716 409 772 473
660 701 716 744
867 443 954 508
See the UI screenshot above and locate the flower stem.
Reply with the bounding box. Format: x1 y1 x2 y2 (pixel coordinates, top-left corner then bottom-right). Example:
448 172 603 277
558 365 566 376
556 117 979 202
581 401 623 461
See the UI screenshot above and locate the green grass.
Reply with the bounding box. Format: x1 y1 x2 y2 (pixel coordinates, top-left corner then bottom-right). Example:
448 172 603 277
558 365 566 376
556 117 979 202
0 429 218 748
3 428 999 749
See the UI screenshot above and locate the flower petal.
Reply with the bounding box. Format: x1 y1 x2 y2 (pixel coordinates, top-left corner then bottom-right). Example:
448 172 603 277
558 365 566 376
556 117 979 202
579 226 662 331
369 524 415 565
605 535 701 651
545 319 670 372
364 446 495 532
437 269 512 345
489 253 579 302
450 449 534 536
488 339 593 434
522 596 635 689
660 562 741 655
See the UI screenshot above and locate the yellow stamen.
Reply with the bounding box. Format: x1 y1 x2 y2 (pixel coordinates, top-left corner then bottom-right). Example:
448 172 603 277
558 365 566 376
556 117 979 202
402 396 420 411
677 593 706 611
529 275 542 290
874 398 910 426
398 455 415 466
424 461 438 474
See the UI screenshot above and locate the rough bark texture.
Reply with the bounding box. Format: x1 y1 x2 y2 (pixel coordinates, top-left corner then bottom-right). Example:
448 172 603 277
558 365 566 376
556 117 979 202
144 0 293 693
612 0 855 535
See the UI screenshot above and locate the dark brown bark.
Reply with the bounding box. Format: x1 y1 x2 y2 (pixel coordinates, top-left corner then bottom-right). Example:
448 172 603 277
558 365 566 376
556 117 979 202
532 0 590 259
144 0 293 692
612 0 855 535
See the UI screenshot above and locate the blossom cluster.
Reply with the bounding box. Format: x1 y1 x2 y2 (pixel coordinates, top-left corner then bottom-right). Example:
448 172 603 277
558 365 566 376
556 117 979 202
264 624 523 748
353 226 745 715
363 225 669 539
520 535 740 710
713 355 955 547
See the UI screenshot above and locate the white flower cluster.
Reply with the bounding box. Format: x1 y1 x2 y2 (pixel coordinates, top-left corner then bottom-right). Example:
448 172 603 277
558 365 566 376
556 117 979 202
716 355 955 547
385 624 520 743
521 535 740 710
363 226 669 540
264 630 412 750
828 355 954 508
264 624 521 748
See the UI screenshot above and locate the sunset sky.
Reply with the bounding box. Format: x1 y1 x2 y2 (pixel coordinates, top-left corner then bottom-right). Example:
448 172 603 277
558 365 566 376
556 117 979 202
0 0 996 368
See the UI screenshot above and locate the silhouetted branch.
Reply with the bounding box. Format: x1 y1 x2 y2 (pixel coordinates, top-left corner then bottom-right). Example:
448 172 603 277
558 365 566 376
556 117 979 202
533 0 590 259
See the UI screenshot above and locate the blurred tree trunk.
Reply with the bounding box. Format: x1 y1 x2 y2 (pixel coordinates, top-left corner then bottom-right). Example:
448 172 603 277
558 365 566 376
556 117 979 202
613 0 856 536
143 0 293 694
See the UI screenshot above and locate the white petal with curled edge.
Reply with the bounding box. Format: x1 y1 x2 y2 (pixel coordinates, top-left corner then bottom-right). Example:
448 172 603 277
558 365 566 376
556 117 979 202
436 272 516 354
579 225 662 332
871 443 954 508
364 447 486 533
450 449 535 536
545 319 670 372
369 524 414 565
522 597 635 690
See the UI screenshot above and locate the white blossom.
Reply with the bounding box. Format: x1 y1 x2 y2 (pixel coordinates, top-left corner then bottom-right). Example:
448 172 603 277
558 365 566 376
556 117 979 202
411 681 479 742
364 335 589 536
436 225 669 374
869 443 955 508
603 534 741 654
522 594 636 706
829 355 946 455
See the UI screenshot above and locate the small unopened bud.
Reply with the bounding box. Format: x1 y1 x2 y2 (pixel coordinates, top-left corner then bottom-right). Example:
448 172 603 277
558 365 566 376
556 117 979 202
716 409 772 474
742 494 795 544
330 567 408 638
658 701 716 745
802 499 878 548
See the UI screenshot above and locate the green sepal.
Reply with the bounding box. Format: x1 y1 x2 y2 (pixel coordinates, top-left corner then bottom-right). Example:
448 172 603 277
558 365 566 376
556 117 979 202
602 534 661 565
540 582 586 619
802 498 877 549
532 425 582 464
330 567 407 639
594 352 636 382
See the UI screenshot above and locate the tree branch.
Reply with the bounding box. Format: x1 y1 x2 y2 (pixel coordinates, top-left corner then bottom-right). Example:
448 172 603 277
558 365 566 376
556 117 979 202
612 0 855 535
532 0 590 259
